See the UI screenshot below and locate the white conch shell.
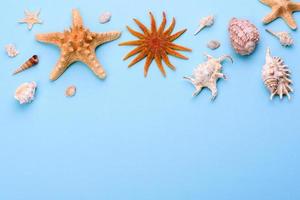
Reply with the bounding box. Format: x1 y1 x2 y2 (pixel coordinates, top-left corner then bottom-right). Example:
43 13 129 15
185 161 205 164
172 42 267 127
5 44 19 58
262 48 293 100
14 81 37 104
99 12 111 24
194 15 214 35
265 29 293 47
184 54 233 100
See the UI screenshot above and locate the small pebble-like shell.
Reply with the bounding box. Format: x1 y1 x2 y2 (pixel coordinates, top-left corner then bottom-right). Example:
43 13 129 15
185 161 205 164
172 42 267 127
194 15 214 35
207 40 221 50
65 85 76 97
14 81 37 104
262 48 293 100
99 12 112 24
265 29 293 47
229 18 260 56
5 44 19 58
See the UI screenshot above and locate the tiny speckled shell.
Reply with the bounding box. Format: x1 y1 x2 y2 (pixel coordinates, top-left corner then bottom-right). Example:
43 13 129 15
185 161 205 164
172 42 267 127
99 12 111 24
207 40 221 50
229 18 260 56
65 85 76 97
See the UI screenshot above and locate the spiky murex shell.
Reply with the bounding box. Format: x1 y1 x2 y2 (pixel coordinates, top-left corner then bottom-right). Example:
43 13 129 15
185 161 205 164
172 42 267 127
192 59 221 85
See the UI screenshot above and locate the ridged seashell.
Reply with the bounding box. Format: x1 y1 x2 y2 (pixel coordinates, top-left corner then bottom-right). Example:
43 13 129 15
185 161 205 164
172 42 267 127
262 48 293 100
13 55 39 75
5 44 19 58
265 29 293 47
14 81 37 104
99 12 111 24
184 54 233 100
207 40 220 50
65 85 76 97
194 15 214 35
229 18 260 56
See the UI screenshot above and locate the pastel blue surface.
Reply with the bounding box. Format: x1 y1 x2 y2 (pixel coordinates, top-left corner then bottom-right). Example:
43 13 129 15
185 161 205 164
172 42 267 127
0 0 299 199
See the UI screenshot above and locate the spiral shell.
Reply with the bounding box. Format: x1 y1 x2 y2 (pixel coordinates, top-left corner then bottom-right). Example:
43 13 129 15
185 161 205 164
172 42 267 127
262 48 293 100
14 81 37 104
13 55 39 75
229 18 260 56
266 29 293 47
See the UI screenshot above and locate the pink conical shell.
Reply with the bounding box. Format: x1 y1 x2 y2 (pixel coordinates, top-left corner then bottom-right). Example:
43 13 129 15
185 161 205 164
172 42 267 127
228 18 260 56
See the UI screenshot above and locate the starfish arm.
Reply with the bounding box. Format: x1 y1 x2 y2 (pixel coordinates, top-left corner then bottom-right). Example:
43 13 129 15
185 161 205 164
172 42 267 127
149 12 157 33
166 48 188 60
119 40 144 46
281 11 297 29
161 51 176 70
260 0 276 6
154 54 166 77
128 50 148 67
50 54 74 81
158 12 167 34
263 8 280 24
164 17 176 36
168 29 187 41
81 53 107 79
72 9 83 28
168 43 192 51
126 26 144 39
290 2 300 11
36 33 63 46
144 53 154 77
133 18 150 35
94 31 121 46
123 46 144 60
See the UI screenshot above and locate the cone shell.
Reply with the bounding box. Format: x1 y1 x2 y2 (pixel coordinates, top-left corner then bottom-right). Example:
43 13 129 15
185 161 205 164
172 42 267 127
262 48 293 100
13 55 39 75
229 18 260 56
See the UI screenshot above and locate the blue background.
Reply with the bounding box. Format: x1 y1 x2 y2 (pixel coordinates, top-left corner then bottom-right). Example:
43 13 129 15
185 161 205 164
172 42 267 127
0 0 299 199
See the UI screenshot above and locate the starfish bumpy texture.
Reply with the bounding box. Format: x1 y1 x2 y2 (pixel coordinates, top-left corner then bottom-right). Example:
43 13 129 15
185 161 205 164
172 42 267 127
260 0 300 30
36 9 121 81
19 10 42 30
119 12 191 77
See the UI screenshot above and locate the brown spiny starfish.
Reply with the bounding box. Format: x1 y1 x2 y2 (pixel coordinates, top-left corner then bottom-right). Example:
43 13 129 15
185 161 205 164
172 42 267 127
119 12 192 77
260 0 300 30
36 9 121 81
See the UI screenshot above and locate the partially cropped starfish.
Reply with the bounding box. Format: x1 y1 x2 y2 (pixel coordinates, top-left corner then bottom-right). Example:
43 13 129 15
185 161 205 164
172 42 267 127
119 12 191 77
36 9 121 81
260 0 300 30
19 9 42 30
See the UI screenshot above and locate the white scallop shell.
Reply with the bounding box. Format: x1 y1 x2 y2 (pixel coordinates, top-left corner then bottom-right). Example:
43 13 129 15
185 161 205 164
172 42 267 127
14 81 37 104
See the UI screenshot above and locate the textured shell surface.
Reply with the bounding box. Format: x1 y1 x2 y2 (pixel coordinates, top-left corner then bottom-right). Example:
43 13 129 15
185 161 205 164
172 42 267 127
99 12 111 24
194 15 214 35
14 81 37 104
184 54 233 100
266 29 293 47
229 18 260 56
5 44 19 58
207 40 220 50
262 48 293 100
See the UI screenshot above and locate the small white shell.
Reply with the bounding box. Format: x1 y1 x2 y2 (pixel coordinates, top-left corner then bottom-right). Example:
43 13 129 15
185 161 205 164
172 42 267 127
207 40 221 50
99 12 112 24
5 44 19 58
194 15 214 35
14 81 37 104
65 85 76 97
266 29 293 47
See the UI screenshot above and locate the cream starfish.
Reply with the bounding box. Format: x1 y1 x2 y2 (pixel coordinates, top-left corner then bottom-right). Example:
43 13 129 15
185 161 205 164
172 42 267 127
19 9 42 30
36 9 121 81
260 0 300 30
